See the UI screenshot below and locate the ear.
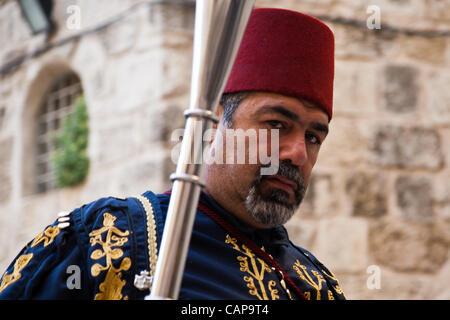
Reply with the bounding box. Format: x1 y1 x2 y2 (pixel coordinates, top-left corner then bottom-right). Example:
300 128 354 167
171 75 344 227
207 104 224 144
213 104 224 130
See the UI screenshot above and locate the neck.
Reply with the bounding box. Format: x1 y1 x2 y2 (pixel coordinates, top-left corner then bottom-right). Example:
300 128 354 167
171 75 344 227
201 185 270 230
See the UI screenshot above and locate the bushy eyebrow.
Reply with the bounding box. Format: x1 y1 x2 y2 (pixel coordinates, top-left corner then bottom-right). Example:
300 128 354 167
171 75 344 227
310 122 329 135
257 105 299 121
256 105 329 135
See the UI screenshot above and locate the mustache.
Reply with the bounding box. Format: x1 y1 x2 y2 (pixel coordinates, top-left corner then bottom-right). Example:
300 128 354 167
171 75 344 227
258 160 306 197
245 160 306 226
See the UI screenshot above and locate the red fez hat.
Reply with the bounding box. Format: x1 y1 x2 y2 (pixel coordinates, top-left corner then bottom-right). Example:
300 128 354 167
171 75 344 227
224 8 335 119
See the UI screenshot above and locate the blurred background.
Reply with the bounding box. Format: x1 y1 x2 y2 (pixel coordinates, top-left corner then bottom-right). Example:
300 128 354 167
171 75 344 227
0 0 449 299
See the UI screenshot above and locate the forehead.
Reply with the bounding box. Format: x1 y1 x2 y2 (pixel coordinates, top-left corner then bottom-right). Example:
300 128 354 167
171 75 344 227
235 92 329 123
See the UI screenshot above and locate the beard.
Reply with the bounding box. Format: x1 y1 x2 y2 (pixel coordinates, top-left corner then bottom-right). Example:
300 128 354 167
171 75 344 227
244 160 306 228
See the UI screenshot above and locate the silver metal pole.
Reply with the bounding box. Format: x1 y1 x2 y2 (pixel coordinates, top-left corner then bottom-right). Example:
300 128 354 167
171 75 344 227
148 0 254 300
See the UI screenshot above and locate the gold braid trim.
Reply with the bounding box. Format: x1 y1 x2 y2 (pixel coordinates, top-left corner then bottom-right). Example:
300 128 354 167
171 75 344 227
31 226 60 248
135 195 158 281
0 224 63 294
293 259 327 300
89 212 131 300
0 254 33 294
225 234 279 300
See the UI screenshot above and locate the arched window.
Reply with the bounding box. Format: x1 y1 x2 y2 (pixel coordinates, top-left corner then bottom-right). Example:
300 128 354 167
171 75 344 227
35 72 83 193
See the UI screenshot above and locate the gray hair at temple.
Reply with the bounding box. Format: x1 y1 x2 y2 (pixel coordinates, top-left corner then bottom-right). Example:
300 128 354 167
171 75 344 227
219 91 251 127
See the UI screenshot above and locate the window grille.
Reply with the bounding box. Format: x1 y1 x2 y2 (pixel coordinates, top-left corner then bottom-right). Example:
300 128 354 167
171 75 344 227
35 73 83 193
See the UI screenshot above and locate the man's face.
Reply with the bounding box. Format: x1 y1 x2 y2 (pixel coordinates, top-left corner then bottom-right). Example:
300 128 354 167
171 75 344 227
209 92 329 228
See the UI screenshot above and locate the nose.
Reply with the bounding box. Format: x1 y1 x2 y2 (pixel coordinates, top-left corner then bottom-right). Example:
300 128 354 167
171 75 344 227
279 136 308 167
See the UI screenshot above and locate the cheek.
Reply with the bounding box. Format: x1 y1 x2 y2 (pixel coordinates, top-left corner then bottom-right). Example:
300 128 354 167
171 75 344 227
228 163 261 196
300 159 316 189
237 163 260 183
255 129 279 165
307 142 322 161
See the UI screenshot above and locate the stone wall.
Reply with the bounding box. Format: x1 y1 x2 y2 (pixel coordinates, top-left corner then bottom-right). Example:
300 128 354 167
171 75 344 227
0 0 195 271
264 0 450 299
0 0 449 299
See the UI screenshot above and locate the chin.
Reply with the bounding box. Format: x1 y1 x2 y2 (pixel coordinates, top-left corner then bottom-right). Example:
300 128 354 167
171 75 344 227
245 185 298 228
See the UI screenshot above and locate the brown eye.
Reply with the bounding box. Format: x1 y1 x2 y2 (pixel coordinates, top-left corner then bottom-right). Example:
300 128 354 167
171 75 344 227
306 133 321 145
266 120 284 129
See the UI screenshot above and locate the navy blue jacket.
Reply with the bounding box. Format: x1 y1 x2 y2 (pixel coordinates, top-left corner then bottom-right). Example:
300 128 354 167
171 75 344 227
0 190 346 300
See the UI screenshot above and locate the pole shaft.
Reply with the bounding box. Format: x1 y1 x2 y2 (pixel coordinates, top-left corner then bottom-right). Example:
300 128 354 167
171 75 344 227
148 0 254 300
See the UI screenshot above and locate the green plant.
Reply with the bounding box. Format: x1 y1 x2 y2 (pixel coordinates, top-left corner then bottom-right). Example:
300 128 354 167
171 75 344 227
52 94 89 187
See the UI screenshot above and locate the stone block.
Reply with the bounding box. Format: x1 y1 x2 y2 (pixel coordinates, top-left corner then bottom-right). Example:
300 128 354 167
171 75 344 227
375 268 432 300
442 128 450 169
17 192 61 246
0 203 14 264
333 23 398 60
117 153 167 196
333 0 423 24
163 149 177 186
135 3 194 54
142 100 187 154
285 219 317 251
77 171 123 204
98 13 139 55
317 118 368 167
71 35 108 100
400 35 447 65
148 1 195 30
110 48 191 111
54 0 141 33
114 53 162 110
383 65 419 113
427 71 450 126
334 266 433 300
89 115 141 166
370 125 444 170
314 217 368 273
346 170 388 218
299 173 337 218
0 138 13 203
447 38 450 66
0 105 6 131
369 220 449 273
158 104 186 144
433 174 450 221
0 1 31 53
424 0 450 22
396 175 434 221
333 61 377 116
427 259 450 299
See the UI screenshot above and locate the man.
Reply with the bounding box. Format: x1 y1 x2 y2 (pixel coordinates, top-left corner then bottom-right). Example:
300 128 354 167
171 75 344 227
0 8 346 300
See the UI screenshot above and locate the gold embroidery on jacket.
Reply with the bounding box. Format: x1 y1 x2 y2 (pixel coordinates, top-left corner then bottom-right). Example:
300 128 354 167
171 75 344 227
321 268 347 298
226 234 279 300
293 259 326 300
89 212 131 300
0 224 63 294
0 253 33 294
31 226 60 248
328 290 335 300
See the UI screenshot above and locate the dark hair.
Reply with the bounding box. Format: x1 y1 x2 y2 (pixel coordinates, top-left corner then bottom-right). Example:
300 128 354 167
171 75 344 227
219 92 327 126
219 91 251 127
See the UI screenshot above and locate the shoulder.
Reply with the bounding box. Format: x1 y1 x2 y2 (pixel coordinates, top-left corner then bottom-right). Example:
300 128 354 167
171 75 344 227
293 245 324 268
69 191 168 268
290 241 347 300
73 195 138 229
280 225 329 273
71 191 168 300
289 240 334 276
0 190 167 300
72 191 166 237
